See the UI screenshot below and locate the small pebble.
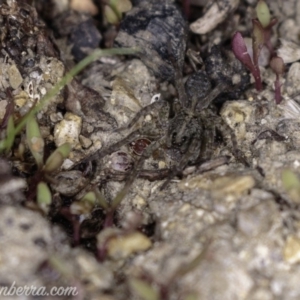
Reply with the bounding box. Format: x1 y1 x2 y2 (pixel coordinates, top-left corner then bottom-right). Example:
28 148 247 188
106 232 152 260
212 175 255 199
54 112 82 148
8 64 23 89
79 135 92 149
190 0 240 34
284 235 300 264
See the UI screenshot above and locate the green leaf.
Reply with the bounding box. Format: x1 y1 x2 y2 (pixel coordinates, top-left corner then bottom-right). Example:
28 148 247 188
256 0 271 28
109 0 122 20
43 143 71 173
70 199 94 216
56 143 71 158
184 293 198 300
26 117 44 168
111 188 127 210
104 5 120 25
44 152 64 173
129 278 159 300
282 169 300 203
94 188 109 210
81 191 97 204
112 0 132 13
105 0 132 24
0 140 6 152
48 255 73 278
173 248 206 279
37 181 52 213
282 169 300 190
3 115 16 153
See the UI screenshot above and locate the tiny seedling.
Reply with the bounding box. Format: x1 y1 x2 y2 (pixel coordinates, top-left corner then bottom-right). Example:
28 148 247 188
64 179 141 249
0 88 14 130
62 187 108 245
129 242 210 300
270 55 285 104
232 31 263 91
37 182 52 213
26 118 72 209
0 48 138 155
232 0 284 103
0 47 137 212
104 0 132 25
281 169 300 203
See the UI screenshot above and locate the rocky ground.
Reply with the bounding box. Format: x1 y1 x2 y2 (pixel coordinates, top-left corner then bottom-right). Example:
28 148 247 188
1 0 300 299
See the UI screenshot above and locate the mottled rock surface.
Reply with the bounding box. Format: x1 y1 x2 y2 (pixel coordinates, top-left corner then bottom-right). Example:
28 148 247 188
1 0 300 300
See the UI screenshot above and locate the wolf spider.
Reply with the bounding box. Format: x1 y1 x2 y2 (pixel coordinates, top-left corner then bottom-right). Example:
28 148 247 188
80 52 243 190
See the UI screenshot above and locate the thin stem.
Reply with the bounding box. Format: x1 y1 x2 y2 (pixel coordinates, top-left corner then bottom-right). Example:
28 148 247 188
253 65 263 91
13 48 138 136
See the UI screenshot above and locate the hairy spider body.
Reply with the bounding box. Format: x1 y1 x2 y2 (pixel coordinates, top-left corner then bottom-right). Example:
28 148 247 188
167 111 203 162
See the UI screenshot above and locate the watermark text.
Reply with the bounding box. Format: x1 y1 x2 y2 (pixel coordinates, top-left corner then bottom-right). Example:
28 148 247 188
0 282 78 297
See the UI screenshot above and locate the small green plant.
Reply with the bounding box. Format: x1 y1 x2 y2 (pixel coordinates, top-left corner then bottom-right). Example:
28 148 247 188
129 242 210 300
0 48 137 155
1 115 15 154
0 89 15 153
104 0 132 25
25 116 72 210
281 169 300 203
232 0 285 103
26 116 44 169
37 182 52 213
64 178 139 247
269 55 285 104
61 187 108 245
0 47 137 211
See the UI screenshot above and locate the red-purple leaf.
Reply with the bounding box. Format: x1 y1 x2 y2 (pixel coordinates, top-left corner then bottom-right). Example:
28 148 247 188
232 32 254 70
232 32 263 91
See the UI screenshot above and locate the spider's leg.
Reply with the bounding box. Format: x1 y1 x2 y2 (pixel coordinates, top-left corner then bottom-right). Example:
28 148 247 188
196 82 227 111
228 127 250 167
196 156 230 173
160 134 202 190
116 100 164 132
166 39 188 109
214 117 250 167
198 123 216 161
173 62 189 109
101 168 171 182
111 136 165 205
77 129 144 166
139 168 171 181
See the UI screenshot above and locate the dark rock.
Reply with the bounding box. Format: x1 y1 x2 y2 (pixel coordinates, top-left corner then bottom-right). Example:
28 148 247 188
114 1 187 81
52 10 102 61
